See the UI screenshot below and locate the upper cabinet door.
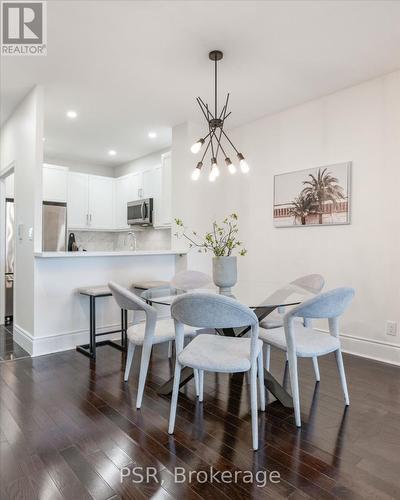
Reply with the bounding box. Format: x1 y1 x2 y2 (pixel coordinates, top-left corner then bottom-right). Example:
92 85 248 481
5 173 14 199
130 172 142 200
142 167 161 225
43 164 68 202
67 172 89 229
114 175 131 229
160 152 172 226
88 175 114 229
142 167 160 199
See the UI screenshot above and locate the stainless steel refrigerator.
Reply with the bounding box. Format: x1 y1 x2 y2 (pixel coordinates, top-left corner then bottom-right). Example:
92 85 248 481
3 201 67 325
42 202 67 251
5 199 14 324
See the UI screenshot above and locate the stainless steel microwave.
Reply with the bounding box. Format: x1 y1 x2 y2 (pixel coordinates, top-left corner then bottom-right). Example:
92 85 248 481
127 198 153 226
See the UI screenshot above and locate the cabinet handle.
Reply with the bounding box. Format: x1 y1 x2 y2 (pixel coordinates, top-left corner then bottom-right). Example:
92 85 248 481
89 214 92 223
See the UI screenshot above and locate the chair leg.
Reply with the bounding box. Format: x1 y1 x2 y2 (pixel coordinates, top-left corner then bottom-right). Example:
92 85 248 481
124 342 135 381
199 370 204 402
168 361 182 434
193 369 200 397
264 344 271 371
250 363 258 450
312 356 320 382
257 352 265 411
136 343 152 409
287 351 301 427
335 349 350 405
168 341 173 358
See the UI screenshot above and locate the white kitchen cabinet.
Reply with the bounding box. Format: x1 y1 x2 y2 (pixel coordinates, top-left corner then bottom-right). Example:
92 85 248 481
142 167 162 226
160 152 172 226
88 176 114 229
131 172 142 200
5 173 14 199
114 172 143 229
66 152 171 231
43 164 68 202
67 172 89 229
68 172 114 230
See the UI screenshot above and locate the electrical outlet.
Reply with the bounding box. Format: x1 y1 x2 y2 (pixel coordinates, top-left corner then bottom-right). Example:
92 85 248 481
385 321 398 336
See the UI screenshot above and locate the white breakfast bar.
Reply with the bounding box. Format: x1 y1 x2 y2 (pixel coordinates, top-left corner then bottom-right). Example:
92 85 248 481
15 250 187 356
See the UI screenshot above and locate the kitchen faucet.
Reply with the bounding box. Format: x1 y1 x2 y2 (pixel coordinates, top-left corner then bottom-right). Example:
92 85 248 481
127 230 137 251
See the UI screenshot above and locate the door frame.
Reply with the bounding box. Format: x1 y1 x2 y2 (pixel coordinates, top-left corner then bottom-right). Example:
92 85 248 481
0 162 15 326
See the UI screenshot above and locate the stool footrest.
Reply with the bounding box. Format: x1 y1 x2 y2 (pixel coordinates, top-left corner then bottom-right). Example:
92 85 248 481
76 340 125 359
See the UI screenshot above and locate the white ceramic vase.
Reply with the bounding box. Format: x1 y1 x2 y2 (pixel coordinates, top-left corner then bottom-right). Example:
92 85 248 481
212 256 237 293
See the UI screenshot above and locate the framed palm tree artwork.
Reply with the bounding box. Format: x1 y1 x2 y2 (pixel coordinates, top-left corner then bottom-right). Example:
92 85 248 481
273 162 351 227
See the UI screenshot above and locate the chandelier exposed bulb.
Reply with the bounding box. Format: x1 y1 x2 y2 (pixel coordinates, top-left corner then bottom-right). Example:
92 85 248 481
225 157 237 174
191 162 202 181
211 158 220 177
191 138 205 154
209 158 219 182
237 153 250 173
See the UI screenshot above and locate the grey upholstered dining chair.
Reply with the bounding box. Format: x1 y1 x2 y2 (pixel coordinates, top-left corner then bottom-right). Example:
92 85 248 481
259 287 354 427
168 292 265 450
108 282 197 409
260 274 325 380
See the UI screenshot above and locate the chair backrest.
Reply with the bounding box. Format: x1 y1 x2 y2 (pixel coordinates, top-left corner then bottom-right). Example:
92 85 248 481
108 281 155 315
290 274 325 294
170 270 212 291
171 292 260 362
109 282 158 344
286 287 354 320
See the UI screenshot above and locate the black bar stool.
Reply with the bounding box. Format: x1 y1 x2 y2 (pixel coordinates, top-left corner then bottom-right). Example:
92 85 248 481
77 286 128 359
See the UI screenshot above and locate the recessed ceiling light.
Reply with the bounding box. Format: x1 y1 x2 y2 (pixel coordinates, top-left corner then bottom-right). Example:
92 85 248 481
148 131 157 139
108 149 116 156
42 137 46 142
66 110 78 119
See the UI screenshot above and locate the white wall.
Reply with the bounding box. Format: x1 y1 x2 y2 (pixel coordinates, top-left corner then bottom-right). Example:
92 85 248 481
171 71 400 365
0 86 44 337
114 148 169 178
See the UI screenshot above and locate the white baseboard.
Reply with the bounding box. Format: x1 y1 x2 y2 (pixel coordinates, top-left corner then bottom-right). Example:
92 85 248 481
14 322 130 357
13 323 400 366
315 328 400 366
339 332 400 366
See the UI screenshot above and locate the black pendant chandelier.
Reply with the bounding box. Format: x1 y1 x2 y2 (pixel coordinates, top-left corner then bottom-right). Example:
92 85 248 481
191 50 250 181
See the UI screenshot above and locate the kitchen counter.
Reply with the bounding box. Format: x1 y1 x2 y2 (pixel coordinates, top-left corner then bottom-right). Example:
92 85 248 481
28 249 187 357
34 250 187 258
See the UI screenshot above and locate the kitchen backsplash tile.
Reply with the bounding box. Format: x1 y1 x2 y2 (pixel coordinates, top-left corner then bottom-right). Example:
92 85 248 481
72 228 171 252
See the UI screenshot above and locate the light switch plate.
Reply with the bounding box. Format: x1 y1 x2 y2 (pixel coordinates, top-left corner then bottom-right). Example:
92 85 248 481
386 321 398 336
28 227 33 240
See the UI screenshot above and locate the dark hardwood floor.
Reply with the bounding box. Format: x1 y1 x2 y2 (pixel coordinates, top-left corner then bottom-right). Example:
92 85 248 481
0 342 399 499
0 325 30 361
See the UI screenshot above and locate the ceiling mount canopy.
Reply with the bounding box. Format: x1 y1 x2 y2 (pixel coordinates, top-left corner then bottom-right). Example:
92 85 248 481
191 50 250 182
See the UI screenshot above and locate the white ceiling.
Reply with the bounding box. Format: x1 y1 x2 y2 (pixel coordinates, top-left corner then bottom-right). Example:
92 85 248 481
1 0 400 166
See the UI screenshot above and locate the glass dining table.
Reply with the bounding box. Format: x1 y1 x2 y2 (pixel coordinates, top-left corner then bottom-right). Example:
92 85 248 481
141 280 314 408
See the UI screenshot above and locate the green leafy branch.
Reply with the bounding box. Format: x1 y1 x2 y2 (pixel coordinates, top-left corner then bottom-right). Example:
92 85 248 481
174 213 247 257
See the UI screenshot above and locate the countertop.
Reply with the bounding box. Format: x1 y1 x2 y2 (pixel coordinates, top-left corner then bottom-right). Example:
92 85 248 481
34 250 187 258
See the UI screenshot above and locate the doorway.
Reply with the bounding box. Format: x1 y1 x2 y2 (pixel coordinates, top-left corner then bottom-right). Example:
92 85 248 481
0 166 30 360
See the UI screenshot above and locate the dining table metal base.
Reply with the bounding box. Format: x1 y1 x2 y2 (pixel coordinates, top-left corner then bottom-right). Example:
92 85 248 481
157 365 294 408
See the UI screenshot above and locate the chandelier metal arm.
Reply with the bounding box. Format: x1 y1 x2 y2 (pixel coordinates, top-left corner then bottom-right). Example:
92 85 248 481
201 137 212 162
221 129 240 155
198 96 215 120
219 93 230 120
196 98 211 122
